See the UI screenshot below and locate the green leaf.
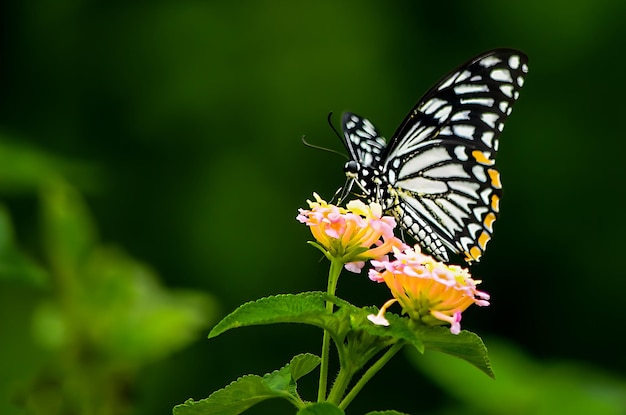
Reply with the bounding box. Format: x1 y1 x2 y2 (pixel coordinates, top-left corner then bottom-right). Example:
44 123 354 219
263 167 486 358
40 180 98 274
208 292 355 342
418 326 493 378
289 353 322 381
78 246 217 363
173 354 319 415
410 338 626 414
0 139 99 194
365 411 411 415
0 205 48 286
297 402 344 415
354 309 424 353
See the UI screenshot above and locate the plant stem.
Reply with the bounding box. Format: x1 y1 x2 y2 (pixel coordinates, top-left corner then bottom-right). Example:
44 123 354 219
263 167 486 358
325 364 355 404
317 258 343 402
338 340 406 410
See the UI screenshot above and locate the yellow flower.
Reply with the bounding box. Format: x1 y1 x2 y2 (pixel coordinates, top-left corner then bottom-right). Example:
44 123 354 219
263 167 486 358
367 245 490 334
296 193 406 273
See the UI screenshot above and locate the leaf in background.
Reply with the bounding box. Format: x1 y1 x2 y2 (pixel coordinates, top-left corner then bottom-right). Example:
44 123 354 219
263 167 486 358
408 337 626 415
0 139 99 194
40 179 98 277
34 178 218 363
0 204 48 286
78 245 218 363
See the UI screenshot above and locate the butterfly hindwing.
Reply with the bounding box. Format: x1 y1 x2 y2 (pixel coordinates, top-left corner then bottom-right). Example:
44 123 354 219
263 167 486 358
340 49 528 263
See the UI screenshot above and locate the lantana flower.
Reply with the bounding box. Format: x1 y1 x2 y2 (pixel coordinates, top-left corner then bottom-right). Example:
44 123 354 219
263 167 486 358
296 193 406 273
367 245 490 334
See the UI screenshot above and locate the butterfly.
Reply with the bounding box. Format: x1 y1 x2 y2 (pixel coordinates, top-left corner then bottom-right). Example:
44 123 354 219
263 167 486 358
340 49 528 263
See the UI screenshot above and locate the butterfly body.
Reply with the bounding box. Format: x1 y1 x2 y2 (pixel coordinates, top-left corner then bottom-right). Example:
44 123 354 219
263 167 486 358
340 49 528 263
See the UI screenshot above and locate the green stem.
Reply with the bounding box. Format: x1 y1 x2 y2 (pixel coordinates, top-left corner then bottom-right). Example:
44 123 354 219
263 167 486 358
326 364 356 404
338 340 406 410
317 257 343 402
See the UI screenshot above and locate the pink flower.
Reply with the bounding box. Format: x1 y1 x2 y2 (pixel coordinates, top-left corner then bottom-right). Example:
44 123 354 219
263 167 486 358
297 193 407 273
367 245 490 334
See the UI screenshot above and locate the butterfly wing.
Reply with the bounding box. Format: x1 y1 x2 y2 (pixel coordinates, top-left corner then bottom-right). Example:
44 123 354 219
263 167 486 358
341 112 387 169
382 49 529 262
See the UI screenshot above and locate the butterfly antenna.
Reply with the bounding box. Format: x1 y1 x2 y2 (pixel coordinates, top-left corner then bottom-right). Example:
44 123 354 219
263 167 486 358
300 135 348 159
327 111 343 141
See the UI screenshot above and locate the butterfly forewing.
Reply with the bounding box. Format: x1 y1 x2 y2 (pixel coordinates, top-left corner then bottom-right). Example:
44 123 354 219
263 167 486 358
342 113 387 168
341 49 528 263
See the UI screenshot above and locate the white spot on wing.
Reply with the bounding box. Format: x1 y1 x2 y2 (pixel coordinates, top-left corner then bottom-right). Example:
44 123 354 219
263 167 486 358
421 98 448 115
397 176 448 194
472 165 487 182
481 131 494 147
481 113 499 128
454 84 489 94
425 164 470 179
467 223 482 238
448 193 475 214
479 56 502 68
449 180 480 199
491 68 513 83
460 97 495 107
362 119 377 136
480 188 492 204
396 147 451 179
508 55 520 69
437 72 458 90
434 105 452 121
454 146 468 161
453 125 475 140
423 199 462 233
500 84 513 98
473 206 489 220
439 198 469 226
451 110 471 121
456 70 472 83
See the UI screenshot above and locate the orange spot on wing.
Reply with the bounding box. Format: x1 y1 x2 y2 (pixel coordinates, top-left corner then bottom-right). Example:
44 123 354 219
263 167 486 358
487 168 502 189
484 212 496 232
491 194 500 212
472 150 495 166
467 246 482 262
478 231 491 250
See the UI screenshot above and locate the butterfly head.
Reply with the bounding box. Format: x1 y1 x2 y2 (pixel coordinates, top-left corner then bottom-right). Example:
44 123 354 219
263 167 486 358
343 160 360 179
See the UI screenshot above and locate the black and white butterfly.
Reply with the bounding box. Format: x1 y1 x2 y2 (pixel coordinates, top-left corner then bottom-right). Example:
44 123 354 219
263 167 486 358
340 49 528 263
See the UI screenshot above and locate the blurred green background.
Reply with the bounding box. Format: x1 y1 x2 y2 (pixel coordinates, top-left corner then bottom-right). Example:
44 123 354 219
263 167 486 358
1 1 626 414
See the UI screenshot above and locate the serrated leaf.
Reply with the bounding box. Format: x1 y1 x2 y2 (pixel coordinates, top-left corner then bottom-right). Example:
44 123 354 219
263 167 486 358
418 326 493 378
297 402 344 415
173 354 316 415
173 375 279 415
289 353 321 381
208 292 354 341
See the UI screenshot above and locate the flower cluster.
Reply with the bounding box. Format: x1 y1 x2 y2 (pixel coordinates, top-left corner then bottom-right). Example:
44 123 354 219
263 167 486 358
296 193 406 273
367 245 490 334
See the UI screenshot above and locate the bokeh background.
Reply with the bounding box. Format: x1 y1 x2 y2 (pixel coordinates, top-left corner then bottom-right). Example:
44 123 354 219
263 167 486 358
1 1 626 414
